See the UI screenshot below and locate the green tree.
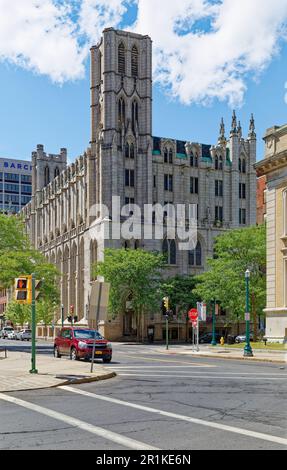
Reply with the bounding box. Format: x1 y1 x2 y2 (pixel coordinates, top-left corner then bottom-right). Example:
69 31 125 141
94 249 165 341
194 224 266 339
160 275 199 317
5 302 31 328
36 300 57 339
0 214 60 305
160 275 200 342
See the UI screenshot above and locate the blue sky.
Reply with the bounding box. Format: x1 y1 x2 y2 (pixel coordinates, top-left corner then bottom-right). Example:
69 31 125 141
0 0 286 163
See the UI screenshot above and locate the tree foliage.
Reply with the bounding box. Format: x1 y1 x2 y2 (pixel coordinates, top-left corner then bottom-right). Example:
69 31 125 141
194 225 266 327
160 275 200 319
0 214 60 305
94 249 165 339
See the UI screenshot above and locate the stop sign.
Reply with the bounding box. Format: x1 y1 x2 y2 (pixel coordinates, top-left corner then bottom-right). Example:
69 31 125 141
188 308 198 322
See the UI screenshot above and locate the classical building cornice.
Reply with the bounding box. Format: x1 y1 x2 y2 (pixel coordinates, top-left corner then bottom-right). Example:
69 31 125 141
255 149 287 177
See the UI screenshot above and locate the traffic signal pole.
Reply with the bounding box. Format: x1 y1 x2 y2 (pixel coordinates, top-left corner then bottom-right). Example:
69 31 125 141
30 273 38 374
166 315 169 350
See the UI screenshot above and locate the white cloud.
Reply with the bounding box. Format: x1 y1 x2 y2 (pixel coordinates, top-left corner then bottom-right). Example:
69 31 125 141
0 0 286 106
0 0 86 82
133 0 287 106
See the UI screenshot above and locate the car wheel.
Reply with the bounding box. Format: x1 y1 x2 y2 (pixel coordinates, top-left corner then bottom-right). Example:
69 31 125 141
70 348 79 361
103 357 112 363
54 346 61 358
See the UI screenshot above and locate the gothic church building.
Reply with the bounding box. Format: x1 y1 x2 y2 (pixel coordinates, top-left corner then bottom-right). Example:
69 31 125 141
23 28 257 341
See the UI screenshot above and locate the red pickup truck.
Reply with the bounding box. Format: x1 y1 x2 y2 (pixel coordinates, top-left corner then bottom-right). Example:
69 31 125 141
54 327 112 363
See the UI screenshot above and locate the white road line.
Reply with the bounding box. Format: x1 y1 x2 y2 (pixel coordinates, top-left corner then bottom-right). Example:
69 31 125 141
110 367 287 375
117 373 287 380
61 386 287 447
0 393 159 451
111 365 214 369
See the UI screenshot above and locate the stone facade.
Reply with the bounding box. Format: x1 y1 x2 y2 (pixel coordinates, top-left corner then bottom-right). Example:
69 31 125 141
23 28 257 341
255 124 287 343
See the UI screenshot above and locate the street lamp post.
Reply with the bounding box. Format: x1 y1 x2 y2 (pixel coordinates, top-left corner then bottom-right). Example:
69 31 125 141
211 299 217 346
244 269 253 357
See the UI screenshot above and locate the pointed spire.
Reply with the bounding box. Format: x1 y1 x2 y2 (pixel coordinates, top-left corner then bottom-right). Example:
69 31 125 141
218 117 226 143
237 121 242 139
231 110 237 135
249 113 256 138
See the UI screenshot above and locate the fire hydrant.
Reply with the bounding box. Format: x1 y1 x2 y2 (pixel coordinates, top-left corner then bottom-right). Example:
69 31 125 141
220 337 225 346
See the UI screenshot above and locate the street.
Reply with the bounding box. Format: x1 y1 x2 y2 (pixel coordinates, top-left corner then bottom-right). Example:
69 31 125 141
0 341 286 450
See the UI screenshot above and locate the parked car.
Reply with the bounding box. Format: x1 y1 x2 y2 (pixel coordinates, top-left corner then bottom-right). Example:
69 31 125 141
235 333 254 343
54 327 112 363
1 327 15 339
7 330 17 340
16 329 32 341
198 333 222 344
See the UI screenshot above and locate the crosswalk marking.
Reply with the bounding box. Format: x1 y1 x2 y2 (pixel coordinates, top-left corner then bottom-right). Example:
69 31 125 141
60 386 287 447
0 392 159 451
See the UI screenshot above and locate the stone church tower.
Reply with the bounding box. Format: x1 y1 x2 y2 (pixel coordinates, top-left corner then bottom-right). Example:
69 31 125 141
90 28 153 220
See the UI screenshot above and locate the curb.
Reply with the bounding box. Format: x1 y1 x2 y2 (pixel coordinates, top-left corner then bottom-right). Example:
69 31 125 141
156 350 286 364
0 371 117 393
55 371 117 387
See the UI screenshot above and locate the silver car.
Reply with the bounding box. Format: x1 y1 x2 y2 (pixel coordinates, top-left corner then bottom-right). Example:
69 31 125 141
16 329 32 341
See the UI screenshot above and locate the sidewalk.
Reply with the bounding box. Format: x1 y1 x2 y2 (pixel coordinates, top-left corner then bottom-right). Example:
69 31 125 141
0 351 116 393
151 344 287 364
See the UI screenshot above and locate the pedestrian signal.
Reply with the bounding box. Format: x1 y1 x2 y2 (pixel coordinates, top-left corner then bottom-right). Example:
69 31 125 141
15 276 32 305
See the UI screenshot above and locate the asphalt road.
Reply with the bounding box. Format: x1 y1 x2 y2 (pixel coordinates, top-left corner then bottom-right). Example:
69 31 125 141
0 341 286 451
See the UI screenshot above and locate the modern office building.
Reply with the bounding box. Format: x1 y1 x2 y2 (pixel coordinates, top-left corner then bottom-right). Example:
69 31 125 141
0 158 32 214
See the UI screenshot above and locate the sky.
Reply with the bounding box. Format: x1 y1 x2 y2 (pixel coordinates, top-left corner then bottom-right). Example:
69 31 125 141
0 0 287 163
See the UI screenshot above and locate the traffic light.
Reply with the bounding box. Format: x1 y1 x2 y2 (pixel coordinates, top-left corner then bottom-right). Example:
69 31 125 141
163 297 169 311
15 276 32 304
162 297 170 316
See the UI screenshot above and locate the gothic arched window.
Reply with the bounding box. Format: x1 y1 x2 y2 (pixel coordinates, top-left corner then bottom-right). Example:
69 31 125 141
219 156 223 170
242 159 246 173
215 156 219 170
239 158 242 172
54 167 60 178
164 148 168 163
130 143 135 159
196 241 202 266
44 166 50 187
189 241 202 266
118 97 126 127
170 240 177 265
131 45 139 77
125 143 130 158
118 43 126 75
163 239 177 265
132 100 138 133
169 149 173 164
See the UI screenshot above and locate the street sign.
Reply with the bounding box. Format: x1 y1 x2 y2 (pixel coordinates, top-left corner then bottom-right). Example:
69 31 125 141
188 308 198 322
201 303 207 321
245 313 250 321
